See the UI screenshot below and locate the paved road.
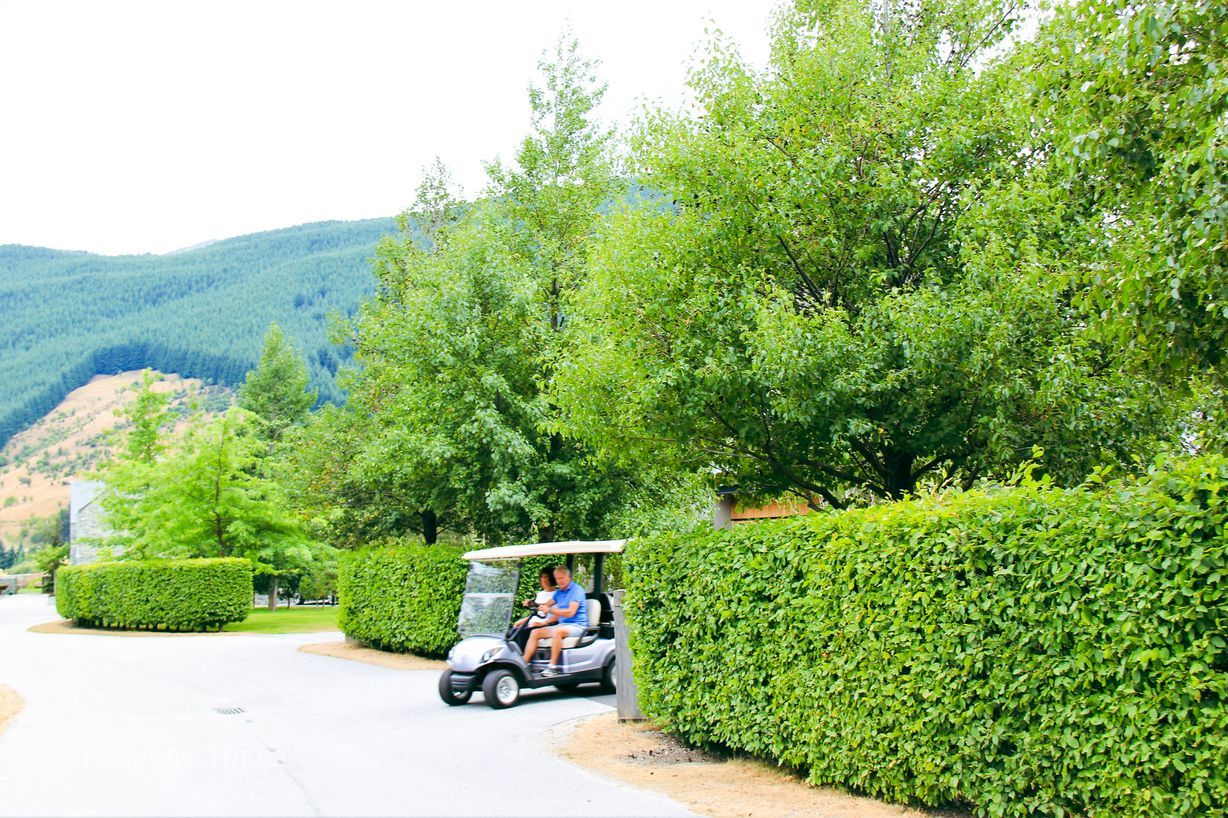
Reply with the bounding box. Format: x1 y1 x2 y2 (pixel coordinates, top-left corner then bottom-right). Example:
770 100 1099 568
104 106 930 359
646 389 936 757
0 595 693 817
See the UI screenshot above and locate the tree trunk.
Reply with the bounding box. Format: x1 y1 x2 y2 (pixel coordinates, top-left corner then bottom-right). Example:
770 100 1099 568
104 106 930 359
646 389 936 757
422 510 437 545
884 451 916 501
268 575 279 611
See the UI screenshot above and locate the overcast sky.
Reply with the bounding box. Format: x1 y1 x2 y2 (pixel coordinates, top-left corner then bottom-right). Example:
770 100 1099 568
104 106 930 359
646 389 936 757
0 0 774 256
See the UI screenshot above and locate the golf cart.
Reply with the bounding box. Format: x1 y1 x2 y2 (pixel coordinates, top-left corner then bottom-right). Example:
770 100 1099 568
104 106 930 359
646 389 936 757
438 539 622 709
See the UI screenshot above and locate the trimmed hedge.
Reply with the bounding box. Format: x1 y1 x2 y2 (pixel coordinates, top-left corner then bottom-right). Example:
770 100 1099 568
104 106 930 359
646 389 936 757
338 543 469 658
56 558 252 631
626 457 1228 817
338 543 560 658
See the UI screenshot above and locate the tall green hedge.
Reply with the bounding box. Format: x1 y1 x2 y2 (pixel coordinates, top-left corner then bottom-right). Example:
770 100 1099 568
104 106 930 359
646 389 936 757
626 456 1228 818
338 544 470 657
56 558 252 631
338 544 562 658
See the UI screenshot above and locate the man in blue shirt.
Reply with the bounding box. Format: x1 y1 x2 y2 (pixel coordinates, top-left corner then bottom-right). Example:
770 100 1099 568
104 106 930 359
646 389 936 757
520 564 588 677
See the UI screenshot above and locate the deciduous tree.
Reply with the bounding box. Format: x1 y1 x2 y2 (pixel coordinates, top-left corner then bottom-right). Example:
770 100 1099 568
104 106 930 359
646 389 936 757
294 35 641 544
1020 0 1227 382
100 410 324 609
553 0 1167 508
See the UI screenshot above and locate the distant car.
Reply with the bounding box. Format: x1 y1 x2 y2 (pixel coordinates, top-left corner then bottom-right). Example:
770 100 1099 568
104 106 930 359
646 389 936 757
438 539 621 709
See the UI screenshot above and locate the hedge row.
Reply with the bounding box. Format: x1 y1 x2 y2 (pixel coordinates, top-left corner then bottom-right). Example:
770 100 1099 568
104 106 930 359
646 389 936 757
625 456 1228 817
338 543 469 657
337 543 558 658
56 558 252 631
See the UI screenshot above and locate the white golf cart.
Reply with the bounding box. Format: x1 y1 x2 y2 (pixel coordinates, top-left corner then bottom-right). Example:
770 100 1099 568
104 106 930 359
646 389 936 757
438 540 622 709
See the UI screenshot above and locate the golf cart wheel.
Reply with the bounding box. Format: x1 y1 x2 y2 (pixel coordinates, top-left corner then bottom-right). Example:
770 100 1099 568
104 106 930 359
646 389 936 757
482 669 521 709
438 671 472 706
599 657 616 694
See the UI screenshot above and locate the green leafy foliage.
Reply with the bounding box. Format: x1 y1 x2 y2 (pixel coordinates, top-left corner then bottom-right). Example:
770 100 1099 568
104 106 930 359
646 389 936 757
626 456 1228 817
9 509 69 555
553 0 1171 509
33 542 68 581
290 39 652 546
98 405 319 564
56 557 252 631
121 369 174 464
0 543 23 571
282 557 339 603
337 544 556 657
337 543 470 657
237 323 318 444
1015 0 1228 380
0 218 396 448
97 406 327 588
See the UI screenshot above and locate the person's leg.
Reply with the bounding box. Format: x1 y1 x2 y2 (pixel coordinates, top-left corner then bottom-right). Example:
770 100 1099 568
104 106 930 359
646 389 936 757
549 625 581 667
523 626 544 661
518 622 548 653
513 623 532 653
549 625 564 667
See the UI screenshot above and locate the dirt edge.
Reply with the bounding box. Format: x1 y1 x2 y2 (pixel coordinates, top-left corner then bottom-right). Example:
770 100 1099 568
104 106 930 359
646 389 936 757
298 640 446 671
30 618 341 638
553 712 954 818
27 619 244 637
0 684 24 740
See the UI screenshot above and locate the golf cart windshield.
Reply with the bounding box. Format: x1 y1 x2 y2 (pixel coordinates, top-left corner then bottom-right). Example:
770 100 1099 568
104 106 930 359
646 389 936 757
458 561 519 638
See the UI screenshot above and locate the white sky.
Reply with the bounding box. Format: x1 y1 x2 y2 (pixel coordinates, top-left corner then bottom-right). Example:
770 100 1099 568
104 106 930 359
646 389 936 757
0 0 775 256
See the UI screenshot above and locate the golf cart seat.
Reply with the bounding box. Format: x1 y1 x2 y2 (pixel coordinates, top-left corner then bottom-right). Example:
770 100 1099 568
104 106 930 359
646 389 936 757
537 597 603 649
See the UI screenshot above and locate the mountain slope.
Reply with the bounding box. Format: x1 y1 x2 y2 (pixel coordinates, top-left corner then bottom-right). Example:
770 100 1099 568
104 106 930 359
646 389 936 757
0 371 228 547
0 218 397 446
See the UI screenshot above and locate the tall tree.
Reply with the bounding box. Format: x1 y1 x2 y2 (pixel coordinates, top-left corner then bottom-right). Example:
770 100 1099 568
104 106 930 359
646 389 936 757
552 0 1168 508
99 410 322 609
237 324 318 444
120 370 174 464
0 545 20 571
296 34 637 545
278 403 424 548
1016 0 1227 384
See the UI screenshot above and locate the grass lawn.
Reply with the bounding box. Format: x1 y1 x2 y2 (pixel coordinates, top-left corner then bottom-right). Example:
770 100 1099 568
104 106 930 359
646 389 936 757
17 585 45 594
223 605 340 634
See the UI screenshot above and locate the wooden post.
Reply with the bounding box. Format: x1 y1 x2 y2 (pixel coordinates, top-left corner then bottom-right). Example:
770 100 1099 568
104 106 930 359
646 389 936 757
593 553 605 593
610 589 645 721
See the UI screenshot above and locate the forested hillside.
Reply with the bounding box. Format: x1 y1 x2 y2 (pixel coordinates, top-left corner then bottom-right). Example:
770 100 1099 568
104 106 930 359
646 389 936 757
0 218 397 447
0 371 227 552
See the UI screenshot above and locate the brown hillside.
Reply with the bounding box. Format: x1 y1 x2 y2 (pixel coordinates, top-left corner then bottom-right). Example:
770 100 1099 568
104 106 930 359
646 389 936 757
0 372 230 547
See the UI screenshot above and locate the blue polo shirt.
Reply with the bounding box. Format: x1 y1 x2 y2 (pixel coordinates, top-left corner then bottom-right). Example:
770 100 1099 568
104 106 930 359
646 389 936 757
552 581 588 627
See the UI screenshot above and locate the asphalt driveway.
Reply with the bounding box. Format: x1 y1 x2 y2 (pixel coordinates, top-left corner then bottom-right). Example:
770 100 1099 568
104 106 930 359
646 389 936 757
0 594 692 817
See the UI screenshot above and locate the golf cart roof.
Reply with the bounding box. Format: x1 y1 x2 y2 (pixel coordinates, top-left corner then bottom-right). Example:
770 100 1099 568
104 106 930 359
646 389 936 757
461 539 626 562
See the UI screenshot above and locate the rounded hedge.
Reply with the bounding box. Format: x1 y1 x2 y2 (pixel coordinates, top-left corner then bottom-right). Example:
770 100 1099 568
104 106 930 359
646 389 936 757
626 456 1228 817
56 557 252 631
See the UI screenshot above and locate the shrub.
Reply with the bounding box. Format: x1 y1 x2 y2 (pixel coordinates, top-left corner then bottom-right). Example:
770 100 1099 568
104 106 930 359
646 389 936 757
338 543 470 658
338 543 560 658
626 456 1228 817
56 558 252 631
294 557 339 602
34 543 68 593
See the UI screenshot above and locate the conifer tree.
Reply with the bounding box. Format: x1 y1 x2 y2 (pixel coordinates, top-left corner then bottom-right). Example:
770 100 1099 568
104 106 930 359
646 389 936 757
238 324 318 444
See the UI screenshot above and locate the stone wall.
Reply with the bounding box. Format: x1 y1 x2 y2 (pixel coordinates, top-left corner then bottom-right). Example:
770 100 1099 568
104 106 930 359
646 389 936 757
69 480 116 564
